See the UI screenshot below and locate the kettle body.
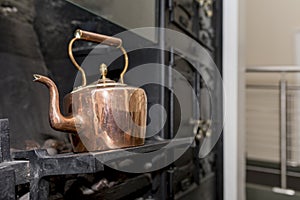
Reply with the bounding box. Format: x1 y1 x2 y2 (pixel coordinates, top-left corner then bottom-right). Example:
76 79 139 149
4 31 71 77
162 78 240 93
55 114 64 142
64 85 147 152
34 30 147 152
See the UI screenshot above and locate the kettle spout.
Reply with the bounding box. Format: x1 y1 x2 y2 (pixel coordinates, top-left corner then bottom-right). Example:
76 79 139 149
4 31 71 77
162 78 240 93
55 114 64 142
33 74 77 133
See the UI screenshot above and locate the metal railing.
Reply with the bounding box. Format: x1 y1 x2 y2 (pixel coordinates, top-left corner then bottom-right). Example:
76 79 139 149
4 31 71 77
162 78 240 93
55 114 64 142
246 66 300 196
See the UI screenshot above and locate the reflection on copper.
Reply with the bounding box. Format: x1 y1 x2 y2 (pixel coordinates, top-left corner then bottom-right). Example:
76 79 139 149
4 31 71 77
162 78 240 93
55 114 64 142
34 75 147 152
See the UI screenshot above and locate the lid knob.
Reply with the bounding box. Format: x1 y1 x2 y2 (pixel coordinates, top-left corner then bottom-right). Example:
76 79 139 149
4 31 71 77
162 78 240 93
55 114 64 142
100 63 108 82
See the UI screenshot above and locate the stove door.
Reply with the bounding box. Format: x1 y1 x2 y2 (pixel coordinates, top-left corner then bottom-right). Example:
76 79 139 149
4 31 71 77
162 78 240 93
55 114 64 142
171 52 201 139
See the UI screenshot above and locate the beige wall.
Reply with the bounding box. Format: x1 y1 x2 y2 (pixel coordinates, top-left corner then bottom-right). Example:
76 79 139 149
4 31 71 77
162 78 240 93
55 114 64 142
246 0 300 66
245 1 300 164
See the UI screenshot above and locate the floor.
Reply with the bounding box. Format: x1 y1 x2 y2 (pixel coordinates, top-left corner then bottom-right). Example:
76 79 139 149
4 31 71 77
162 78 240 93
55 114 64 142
247 184 300 200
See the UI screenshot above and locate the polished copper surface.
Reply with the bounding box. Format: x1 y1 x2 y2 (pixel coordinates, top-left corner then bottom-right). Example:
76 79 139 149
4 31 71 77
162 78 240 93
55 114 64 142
33 75 77 133
34 75 147 152
33 30 147 152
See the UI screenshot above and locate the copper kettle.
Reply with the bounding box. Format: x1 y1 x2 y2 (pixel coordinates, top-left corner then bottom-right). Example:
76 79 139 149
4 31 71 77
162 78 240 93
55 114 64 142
34 30 147 152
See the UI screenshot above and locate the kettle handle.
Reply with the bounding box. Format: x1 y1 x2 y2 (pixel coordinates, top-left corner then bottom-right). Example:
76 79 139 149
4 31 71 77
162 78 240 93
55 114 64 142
68 29 128 86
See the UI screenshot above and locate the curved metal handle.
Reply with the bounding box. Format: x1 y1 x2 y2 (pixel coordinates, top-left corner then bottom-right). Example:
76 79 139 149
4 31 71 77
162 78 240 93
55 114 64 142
75 29 122 47
68 29 128 86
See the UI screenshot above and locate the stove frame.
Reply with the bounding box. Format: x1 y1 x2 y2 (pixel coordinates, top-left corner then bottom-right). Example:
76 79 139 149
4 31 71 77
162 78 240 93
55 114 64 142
0 118 199 200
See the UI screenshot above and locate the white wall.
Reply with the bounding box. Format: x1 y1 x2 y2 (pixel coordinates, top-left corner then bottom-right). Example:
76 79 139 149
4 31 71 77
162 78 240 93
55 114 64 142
223 0 246 200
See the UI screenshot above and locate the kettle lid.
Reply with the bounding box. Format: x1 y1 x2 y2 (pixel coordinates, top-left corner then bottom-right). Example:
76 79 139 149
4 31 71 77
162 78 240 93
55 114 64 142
72 63 127 93
91 63 127 86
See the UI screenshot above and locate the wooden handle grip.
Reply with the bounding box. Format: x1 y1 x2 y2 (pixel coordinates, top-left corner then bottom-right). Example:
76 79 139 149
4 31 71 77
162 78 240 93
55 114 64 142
75 29 122 47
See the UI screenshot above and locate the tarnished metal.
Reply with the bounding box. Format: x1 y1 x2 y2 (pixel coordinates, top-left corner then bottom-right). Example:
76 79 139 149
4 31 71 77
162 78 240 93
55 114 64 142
34 30 147 152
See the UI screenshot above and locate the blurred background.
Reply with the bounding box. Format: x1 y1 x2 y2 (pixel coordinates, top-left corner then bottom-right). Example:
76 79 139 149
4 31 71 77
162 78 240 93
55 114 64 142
244 0 300 199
